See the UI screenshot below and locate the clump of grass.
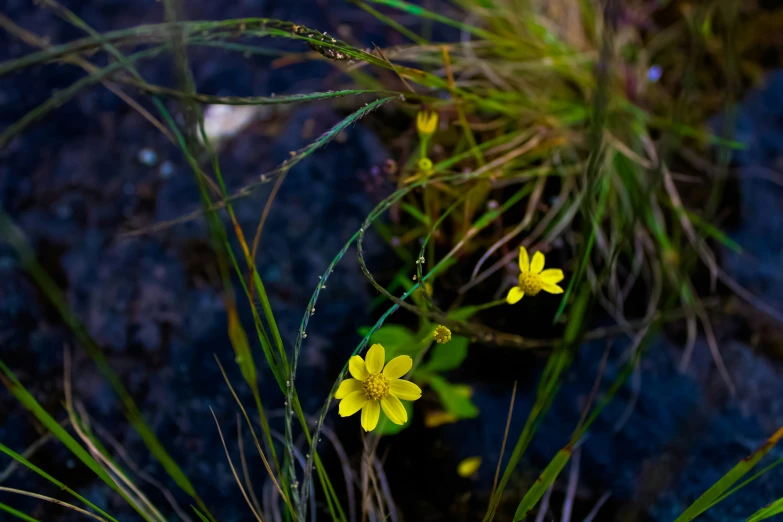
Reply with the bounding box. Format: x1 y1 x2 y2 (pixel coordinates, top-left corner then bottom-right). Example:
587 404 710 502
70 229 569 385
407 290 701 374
1 0 783 521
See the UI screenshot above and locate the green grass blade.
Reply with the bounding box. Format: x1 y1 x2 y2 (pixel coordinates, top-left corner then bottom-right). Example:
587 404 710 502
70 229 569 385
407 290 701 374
364 0 497 40
674 206 743 253
674 426 783 521
144 87 391 105
0 212 204 516
747 496 783 521
192 507 211 522
485 285 591 522
512 448 572 521
707 457 783 510
0 19 389 78
0 443 119 522
259 96 395 179
0 502 39 522
0 361 155 522
351 0 428 44
0 45 168 148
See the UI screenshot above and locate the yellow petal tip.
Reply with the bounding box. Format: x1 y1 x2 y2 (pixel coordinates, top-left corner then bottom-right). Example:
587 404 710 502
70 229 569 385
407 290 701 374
457 457 481 477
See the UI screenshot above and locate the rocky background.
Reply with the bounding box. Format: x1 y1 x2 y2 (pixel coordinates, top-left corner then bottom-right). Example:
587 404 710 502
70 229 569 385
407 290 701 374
1 1 782 521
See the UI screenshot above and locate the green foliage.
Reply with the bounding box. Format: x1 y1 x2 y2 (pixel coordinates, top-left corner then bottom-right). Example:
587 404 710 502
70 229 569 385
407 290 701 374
1 0 781 521
358 324 420 359
427 376 479 419
420 336 468 373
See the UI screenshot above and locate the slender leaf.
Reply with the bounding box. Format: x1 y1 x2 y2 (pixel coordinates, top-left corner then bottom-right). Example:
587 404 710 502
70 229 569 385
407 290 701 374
747 496 783 522
0 361 155 522
0 443 118 522
513 448 572 521
0 502 39 522
674 426 783 522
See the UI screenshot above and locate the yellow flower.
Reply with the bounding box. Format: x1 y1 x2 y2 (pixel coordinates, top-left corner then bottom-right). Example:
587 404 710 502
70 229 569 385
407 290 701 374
457 456 481 477
417 157 434 176
416 110 439 137
506 246 564 304
335 343 422 431
433 325 451 344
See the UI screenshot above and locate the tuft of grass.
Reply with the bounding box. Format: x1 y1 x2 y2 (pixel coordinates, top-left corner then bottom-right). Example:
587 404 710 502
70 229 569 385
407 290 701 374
1 0 782 521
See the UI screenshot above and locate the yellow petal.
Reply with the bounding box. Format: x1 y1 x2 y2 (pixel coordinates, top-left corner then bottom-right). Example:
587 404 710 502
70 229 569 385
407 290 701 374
530 251 545 273
457 457 481 477
539 268 564 284
348 356 369 381
424 410 458 428
506 286 524 304
338 391 367 417
335 379 363 399
365 343 385 374
381 394 408 425
383 355 412 379
542 282 564 294
518 246 529 273
389 379 422 401
361 400 380 432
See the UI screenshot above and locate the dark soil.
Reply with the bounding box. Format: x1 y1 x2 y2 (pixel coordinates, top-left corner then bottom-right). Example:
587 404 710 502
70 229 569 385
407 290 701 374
2 1 783 522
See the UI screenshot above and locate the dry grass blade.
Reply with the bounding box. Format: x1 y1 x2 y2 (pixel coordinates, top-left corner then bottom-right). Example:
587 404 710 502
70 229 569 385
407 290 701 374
0 13 175 143
0 487 109 522
210 407 265 522
583 491 612 522
491 381 517 499
238 417 264 516
213 357 291 511
0 433 55 484
63 349 167 522
471 175 545 279
91 422 193 522
561 445 581 522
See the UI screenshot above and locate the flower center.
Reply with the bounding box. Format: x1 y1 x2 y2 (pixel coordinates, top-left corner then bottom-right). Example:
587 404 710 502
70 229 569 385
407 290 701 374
433 325 452 344
518 272 543 296
363 373 390 401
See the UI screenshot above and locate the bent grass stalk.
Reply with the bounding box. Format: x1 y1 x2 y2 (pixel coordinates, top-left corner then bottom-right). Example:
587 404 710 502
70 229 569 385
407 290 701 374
2 0 782 520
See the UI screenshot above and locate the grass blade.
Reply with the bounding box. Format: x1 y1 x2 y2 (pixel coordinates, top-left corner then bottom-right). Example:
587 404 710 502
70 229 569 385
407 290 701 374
513 448 572 521
0 361 155 522
674 426 783 521
0 212 205 519
0 502 39 522
364 0 497 40
0 443 118 522
747 496 783 521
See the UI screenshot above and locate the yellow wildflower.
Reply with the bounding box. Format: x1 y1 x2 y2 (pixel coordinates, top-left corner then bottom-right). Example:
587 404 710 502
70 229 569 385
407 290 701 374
433 325 452 344
417 157 434 176
335 344 422 431
416 110 439 137
457 456 482 477
506 246 564 304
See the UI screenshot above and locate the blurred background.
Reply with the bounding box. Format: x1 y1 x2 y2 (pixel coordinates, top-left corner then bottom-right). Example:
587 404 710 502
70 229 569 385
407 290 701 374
2 0 783 521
